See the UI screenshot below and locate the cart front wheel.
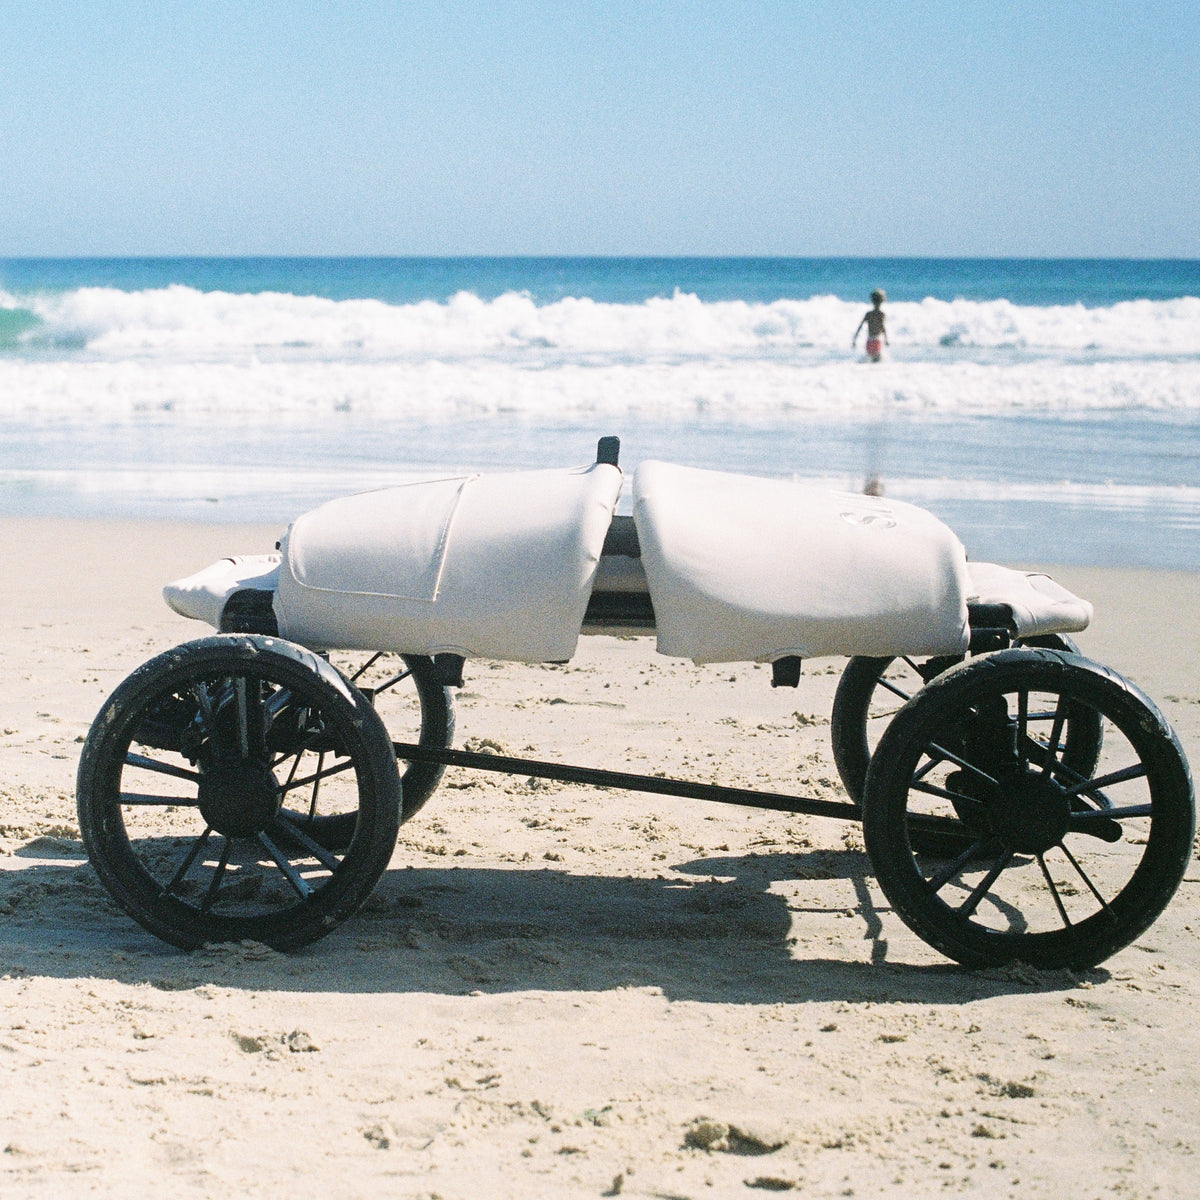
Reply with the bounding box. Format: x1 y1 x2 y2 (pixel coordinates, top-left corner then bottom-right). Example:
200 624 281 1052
862 649 1194 970
77 636 401 951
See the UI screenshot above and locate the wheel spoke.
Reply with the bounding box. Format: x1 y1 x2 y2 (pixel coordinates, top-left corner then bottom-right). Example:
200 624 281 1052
957 850 1015 918
160 826 214 898
1062 764 1149 798
911 755 941 784
1041 697 1068 777
349 652 384 683
1058 842 1117 922
274 815 343 872
925 839 989 893
235 676 268 759
277 756 356 795
906 812 974 837
1038 853 1073 928
307 751 325 820
199 837 233 914
125 752 200 784
373 667 414 695
257 831 313 898
926 741 999 788
227 677 245 756
119 791 201 807
911 778 986 808
1021 734 1069 777
1070 803 1153 823
876 677 913 703
278 750 304 795
1042 752 1142 809
1020 735 1115 804
1016 690 1029 769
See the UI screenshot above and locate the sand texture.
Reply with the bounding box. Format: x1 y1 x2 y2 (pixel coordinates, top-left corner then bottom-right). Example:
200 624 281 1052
1 517 1198 1198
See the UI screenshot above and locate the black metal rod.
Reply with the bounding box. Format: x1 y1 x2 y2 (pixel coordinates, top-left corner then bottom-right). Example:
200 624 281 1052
392 741 863 822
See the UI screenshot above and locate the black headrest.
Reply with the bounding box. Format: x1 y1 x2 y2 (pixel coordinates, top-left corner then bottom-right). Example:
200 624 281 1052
596 436 620 466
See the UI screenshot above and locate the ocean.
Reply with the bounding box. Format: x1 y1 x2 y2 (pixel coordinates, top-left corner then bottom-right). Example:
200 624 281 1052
1 257 1198 568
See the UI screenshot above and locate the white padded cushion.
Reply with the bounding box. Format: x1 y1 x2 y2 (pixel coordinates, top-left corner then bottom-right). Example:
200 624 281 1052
633 461 971 664
274 463 623 661
164 555 281 627
965 562 1091 638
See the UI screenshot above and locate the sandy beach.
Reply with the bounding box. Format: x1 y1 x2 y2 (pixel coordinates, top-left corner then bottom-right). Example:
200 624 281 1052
1 515 1198 1199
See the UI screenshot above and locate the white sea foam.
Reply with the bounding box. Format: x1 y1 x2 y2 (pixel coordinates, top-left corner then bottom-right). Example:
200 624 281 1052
12 285 1200 361
2 356 1198 421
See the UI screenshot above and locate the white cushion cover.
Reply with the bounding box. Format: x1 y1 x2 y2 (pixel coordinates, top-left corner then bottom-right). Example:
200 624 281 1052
273 463 622 660
632 461 972 663
161 465 1091 664
965 562 1092 637
163 555 280 627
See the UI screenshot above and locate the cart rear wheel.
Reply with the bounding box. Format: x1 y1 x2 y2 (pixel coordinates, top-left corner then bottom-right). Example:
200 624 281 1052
862 649 1194 969
279 653 455 854
339 653 453 822
77 636 401 951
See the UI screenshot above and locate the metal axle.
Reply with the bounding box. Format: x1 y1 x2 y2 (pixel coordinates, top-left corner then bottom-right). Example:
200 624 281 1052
392 741 864 822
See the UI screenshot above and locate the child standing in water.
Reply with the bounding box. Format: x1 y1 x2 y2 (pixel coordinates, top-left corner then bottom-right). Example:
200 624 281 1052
853 289 890 494
853 289 889 362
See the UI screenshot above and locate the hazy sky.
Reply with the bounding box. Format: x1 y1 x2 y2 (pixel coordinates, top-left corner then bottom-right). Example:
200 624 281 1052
3 1 1197 257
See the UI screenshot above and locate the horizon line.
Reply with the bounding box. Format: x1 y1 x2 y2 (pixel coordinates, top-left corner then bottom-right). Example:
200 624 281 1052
3 253 1199 264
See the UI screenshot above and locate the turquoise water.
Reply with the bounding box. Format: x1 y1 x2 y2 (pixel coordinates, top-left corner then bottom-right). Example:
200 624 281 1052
1 257 1197 567
4 256 1199 309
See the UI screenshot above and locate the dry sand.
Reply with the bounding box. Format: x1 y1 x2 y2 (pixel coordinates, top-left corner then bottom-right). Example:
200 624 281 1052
1 516 1198 1198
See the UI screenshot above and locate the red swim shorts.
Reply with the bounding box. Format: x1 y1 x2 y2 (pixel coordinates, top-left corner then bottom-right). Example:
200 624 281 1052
865 337 882 360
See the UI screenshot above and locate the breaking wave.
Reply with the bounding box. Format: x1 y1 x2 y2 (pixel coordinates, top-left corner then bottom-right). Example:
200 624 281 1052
4 285 1199 362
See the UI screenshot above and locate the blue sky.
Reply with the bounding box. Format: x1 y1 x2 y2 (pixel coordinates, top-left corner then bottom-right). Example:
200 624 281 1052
2 1 1197 257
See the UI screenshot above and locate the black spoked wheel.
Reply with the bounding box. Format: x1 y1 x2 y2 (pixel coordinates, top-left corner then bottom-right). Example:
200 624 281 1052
77 636 401 951
862 649 1195 970
832 635 1098 806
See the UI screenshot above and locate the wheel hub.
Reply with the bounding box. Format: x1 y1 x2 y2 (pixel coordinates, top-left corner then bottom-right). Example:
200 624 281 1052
984 770 1070 856
197 760 281 838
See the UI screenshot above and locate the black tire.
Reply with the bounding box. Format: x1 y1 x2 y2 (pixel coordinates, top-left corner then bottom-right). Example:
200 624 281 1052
862 649 1195 970
832 635 1099 808
77 635 401 951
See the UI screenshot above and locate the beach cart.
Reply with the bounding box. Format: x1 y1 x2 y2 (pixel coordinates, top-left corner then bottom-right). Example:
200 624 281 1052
77 438 1195 970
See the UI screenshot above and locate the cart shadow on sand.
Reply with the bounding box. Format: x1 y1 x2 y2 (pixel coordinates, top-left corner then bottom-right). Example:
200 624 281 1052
1 838 1105 1004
